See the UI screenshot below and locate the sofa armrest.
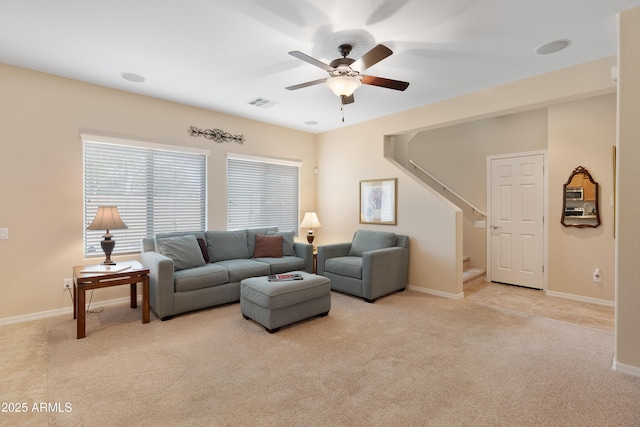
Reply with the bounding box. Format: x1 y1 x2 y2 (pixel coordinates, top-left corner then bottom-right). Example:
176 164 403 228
140 250 175 319
316 243 351 275
362 246 409 300
293 241 314 273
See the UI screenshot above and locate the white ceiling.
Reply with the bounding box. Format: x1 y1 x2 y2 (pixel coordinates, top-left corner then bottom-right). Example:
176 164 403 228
1 0 639 134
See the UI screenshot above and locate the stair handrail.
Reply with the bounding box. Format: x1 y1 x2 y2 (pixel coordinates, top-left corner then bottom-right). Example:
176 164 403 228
410 159 487 217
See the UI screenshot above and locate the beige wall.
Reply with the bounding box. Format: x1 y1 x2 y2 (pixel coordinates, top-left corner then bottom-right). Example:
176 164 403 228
0 64 316 320
316 123 464 298
407 109 549 270
615 6 640 374
391 94 616 304
548 94 616 301
316 56 617 298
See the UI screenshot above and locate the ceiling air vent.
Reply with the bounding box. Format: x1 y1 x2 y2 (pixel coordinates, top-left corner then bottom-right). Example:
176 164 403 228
247 97 278 109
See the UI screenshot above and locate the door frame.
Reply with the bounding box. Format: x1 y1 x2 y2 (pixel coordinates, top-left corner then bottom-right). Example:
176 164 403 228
485 150 549 291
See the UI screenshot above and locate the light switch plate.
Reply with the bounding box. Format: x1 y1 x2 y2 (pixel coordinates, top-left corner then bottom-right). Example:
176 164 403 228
0 228 8 240
474 221 486 229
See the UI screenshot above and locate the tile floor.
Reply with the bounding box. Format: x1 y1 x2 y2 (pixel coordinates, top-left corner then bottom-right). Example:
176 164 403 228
464 281 614 332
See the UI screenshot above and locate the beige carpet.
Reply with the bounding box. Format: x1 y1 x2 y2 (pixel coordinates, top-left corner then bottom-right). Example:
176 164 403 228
2 289 640 426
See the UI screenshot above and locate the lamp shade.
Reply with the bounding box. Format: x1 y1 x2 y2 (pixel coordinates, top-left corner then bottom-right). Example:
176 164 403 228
87 206 128 231
327 76 361 97
300 212 322 229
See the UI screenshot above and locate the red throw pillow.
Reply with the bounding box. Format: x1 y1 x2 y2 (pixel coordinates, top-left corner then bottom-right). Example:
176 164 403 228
253 234 283 258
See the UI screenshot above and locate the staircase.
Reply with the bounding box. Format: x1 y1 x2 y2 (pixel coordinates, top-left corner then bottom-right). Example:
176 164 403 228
463 255 486 287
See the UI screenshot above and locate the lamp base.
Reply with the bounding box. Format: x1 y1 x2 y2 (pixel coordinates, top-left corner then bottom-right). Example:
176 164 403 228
100 238 117 265
306 231 315 244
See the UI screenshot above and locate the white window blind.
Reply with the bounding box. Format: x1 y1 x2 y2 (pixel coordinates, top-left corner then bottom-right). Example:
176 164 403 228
227 154 300 232
83 136 208 257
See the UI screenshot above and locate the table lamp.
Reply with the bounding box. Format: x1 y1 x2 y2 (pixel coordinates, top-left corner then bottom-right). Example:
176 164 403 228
300 212 321 244
87 206 128 265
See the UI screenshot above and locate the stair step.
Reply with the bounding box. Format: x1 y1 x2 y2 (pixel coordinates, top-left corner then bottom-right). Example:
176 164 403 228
463 267 486 286
463 255 485 286
463 255 471 270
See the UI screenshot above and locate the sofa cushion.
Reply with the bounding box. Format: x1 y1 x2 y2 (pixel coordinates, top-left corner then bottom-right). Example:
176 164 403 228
266 230 296 256
254 256 307 274
348 230 396 257
206 230 250 262
154 231 206 252
246 227 278 256
254 234 283 258
174 264 229 293
325 256 363 280
156 235 206 271
213 259 271 282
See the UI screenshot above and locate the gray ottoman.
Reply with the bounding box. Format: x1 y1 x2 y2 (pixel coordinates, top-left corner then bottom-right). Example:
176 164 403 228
240 271 331 333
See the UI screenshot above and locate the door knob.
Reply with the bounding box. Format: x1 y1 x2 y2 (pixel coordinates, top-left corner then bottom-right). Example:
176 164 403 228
491 225 502 230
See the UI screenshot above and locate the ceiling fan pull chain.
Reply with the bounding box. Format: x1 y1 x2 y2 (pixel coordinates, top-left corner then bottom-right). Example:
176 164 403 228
341 106 345 122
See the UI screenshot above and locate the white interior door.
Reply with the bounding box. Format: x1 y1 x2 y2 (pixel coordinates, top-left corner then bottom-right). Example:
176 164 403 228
489 153 544 289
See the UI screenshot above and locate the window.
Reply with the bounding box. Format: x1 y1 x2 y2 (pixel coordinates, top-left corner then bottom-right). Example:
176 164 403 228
83 134 208 257
226 154 300 232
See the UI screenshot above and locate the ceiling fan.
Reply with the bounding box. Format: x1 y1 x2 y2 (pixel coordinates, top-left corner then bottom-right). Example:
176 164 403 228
286 44 410 105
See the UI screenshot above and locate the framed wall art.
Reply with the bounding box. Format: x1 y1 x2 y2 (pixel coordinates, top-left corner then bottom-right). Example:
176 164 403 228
359 178 397 225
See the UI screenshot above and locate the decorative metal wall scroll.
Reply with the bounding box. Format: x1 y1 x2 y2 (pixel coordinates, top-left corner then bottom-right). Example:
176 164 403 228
188 126 244 144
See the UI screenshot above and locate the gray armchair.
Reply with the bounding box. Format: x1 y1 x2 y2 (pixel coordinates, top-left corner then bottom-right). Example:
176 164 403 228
317 230 409 302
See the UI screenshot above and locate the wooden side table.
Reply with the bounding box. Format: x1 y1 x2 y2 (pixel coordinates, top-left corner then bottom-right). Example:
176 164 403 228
73 260 150 339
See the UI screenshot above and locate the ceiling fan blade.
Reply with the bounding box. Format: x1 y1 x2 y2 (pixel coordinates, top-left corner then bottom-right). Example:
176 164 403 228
341 94 355 105
351 44 393 72
288 51 334 72
285 78 328 91
361 75 410 91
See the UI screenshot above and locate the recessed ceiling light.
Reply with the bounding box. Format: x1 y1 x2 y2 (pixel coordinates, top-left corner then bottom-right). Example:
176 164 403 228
121 72 146 83
305 121 319 126
535 39 571 55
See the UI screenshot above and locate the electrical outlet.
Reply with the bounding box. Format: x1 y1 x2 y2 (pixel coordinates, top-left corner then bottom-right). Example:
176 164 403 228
593 268 602 283
63 278 73 290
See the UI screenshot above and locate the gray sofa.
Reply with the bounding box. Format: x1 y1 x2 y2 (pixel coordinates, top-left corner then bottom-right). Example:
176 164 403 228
317 230 409 303
141 227 313 320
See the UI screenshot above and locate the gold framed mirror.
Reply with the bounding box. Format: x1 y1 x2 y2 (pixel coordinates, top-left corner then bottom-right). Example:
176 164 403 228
561 166 600 228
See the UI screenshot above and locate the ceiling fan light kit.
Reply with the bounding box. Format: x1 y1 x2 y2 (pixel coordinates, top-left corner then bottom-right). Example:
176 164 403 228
327 75 362 97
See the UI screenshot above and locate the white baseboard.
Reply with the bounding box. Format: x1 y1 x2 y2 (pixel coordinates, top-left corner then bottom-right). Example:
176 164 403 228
1 288 613 325
409 285 464 300
544 290 614 307
0 296 134 327
612 358 640 378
